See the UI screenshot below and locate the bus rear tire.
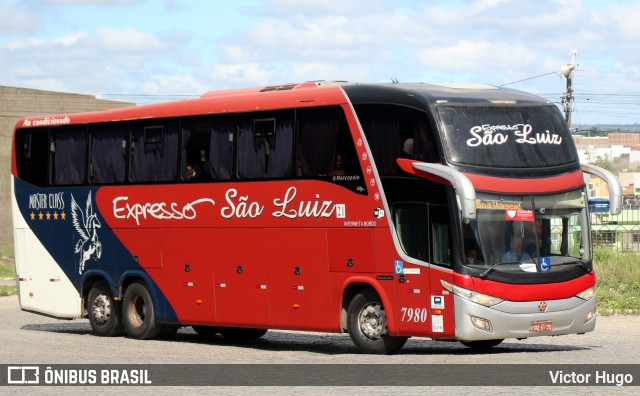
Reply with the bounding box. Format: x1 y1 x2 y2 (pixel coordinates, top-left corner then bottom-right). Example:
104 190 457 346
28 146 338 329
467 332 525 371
219 327 268 339
347 288 408 354
459 339 504 349
87 280 125 337
122 282 162 340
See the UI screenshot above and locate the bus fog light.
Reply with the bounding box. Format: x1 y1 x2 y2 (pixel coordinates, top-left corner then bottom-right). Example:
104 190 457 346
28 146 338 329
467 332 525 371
470 316 492 332
585 309 596 323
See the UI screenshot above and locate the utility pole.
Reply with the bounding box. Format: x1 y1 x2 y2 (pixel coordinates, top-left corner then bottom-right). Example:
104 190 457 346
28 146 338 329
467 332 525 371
561 49 578 129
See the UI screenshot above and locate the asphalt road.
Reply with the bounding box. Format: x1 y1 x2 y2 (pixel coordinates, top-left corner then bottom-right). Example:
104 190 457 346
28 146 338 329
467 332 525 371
1 295 639 394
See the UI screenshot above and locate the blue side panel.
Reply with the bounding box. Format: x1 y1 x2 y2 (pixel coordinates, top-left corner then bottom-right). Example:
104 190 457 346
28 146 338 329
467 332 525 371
13 178 178 322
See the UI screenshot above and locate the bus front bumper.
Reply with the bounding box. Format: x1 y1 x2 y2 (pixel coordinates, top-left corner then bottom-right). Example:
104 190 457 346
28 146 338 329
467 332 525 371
453 294 597 342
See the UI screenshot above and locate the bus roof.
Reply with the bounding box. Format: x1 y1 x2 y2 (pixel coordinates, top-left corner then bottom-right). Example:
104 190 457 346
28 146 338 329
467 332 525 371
341 82 552 107
14 81 552 129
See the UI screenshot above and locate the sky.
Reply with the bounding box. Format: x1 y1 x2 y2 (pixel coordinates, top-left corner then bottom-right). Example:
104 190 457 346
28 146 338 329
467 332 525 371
1 0 640 126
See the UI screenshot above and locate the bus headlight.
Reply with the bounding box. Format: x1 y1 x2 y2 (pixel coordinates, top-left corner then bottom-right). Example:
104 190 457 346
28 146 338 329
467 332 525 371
576 286 596 301
441 281 503 307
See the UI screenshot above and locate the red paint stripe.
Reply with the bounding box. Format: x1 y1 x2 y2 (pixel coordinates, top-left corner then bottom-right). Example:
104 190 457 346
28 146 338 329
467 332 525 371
464 171 584 193
454 272 595 301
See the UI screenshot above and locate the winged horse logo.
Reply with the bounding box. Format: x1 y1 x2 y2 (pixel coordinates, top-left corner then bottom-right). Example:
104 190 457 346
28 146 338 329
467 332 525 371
71 192 102 274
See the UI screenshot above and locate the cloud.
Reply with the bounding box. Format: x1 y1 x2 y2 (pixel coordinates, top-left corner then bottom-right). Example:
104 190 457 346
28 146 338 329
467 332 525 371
1 26 185 94
206 63 273 87
2 0 640 124
42 0 139 5
415 40 538 75
140 74 206 95
0 3 40 35
98 27 166 54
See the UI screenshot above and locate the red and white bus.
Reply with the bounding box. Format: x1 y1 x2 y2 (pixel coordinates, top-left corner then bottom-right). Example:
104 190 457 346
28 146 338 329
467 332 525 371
11 81 622 354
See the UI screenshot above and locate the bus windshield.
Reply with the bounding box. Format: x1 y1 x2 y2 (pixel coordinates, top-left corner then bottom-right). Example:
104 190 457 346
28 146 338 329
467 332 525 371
437 105 579 168
462 189 590 274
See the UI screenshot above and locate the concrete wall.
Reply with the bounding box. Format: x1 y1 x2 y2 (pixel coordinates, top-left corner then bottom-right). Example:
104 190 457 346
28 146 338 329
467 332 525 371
0 86 133 248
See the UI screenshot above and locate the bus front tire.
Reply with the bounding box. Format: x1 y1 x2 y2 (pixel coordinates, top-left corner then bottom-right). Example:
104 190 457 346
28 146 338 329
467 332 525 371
122 282 162 340
347 289 408 354
87 280 125 337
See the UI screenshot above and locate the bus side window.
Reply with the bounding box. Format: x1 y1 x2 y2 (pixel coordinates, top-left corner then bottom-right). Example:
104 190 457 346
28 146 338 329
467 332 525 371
431 223 451 266
237 110 294 179
129 118 179 183
89 123 127 184
393 203 429 261
50 125 87 186
180 115 234 182
354 104 439 175
15 128 48 187
429 203 452 267
296 106 367 195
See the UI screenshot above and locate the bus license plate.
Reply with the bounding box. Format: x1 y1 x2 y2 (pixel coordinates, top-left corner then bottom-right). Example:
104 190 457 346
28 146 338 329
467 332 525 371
530 321 553 332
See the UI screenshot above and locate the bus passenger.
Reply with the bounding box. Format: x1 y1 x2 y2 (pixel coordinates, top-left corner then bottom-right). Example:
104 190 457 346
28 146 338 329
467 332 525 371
186 164 200 181
332 154 347 176
502 236 531 262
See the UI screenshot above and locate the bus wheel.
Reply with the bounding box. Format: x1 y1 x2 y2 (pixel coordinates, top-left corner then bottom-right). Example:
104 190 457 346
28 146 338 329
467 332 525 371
219 327 268 339
122 282 162 340
459 339 504 349
87 280 125 337
192 325 221 337
347 289 408 354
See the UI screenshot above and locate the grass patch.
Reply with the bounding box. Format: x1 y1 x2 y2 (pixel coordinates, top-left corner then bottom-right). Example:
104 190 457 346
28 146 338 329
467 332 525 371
0 246 16 296
0 285 17 297
0 246 14 259
0 261 15 279
0 246 15 279
593 248 640 314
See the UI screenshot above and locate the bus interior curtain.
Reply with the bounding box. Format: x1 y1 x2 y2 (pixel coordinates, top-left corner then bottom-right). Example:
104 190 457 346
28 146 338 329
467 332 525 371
297 113 340 177
358 110 401 174
91 126 126 184
53 128 87 185
266 117 294 178
237 120 266 178
131 123 179 182
209 119 234 180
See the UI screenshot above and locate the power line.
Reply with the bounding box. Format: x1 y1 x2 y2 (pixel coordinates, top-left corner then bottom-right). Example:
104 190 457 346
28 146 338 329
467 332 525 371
500 71 561 87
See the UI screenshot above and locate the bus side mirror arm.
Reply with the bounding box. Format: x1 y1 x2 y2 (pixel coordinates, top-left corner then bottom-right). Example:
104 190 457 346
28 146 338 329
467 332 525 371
411 162 477 221
581 163 623 215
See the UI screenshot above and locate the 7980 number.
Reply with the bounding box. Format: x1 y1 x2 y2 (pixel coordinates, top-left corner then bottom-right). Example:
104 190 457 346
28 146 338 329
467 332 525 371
400 307 428 323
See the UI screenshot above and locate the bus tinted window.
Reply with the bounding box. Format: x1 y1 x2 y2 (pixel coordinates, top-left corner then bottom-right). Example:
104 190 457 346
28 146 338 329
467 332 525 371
393 202 452 266
15 128 49 186
50 125 87 185
437 105 579 168
354 105 438 175
89 123 127 184
394 203 429 261
296 106 366 194
237 110 294 179
181 115 234 181
129 118 179 183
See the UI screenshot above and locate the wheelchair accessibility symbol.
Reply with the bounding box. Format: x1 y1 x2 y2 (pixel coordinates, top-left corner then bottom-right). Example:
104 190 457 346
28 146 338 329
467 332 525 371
394 260 404 274
540 257 551 272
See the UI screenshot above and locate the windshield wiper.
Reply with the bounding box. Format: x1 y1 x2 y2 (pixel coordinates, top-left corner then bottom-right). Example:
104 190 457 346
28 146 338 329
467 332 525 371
479 259 592 278
479 259 536 279
546 260 592 274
